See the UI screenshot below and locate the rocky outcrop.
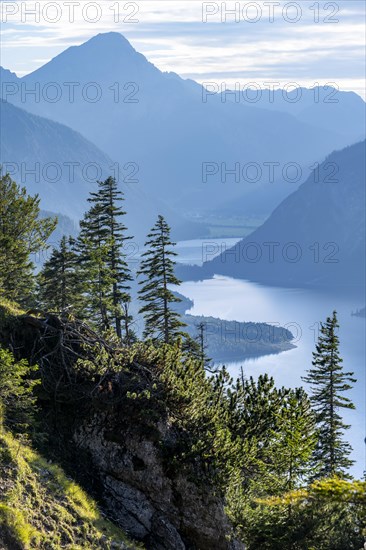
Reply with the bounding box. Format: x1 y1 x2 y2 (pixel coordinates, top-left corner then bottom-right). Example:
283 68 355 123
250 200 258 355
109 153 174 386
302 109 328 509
74 414 243 550
0 309 245 550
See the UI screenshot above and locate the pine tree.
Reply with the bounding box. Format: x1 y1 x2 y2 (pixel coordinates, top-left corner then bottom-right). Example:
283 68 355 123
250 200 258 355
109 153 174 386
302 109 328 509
88 177 133 340
230 373 284 443
0 173 56 305
195 321 212 369
0 346 38 433
183 321 213 369
138 215 186 343
77 202 112 332
77 177 133 339
302 311 356 478
228 375 317 494
37 236 83 315
273 388 317 490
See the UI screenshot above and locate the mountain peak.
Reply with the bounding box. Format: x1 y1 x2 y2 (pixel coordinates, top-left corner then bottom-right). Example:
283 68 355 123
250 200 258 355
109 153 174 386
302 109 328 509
84 32 135 51
73 31 139 59
25 31 155 81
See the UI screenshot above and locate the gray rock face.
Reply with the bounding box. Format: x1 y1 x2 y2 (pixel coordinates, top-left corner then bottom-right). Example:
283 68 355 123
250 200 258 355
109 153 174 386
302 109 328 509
73 414 244 550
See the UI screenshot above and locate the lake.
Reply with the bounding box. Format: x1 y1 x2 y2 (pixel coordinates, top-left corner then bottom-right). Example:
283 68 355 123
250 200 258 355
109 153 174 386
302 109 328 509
176 239 366 478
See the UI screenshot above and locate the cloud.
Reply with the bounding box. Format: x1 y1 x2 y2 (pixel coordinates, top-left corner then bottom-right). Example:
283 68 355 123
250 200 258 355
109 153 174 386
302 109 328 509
1 0 365 97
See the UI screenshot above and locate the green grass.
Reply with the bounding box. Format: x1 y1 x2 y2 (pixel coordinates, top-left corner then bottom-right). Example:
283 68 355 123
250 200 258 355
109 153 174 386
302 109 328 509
0 427 142 549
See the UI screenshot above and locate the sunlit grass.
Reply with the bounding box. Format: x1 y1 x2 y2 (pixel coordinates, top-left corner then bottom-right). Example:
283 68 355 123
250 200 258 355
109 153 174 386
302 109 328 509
0 427 142 549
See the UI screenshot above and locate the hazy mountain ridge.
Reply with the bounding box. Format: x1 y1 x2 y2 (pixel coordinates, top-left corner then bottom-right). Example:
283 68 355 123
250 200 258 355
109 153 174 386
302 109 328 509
1 32 364 222
227 86 365 138
0 99 208 242
0 99 113 219
202 140 366 288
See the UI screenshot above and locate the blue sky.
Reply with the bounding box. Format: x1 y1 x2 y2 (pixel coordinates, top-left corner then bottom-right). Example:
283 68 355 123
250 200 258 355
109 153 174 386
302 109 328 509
1 1 365 97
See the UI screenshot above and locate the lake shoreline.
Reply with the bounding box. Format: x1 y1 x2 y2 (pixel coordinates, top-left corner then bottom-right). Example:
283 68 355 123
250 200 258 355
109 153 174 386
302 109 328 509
178 271 365 478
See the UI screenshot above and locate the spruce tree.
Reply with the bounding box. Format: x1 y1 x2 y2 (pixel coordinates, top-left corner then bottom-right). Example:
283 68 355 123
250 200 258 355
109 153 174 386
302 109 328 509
302 311 356 478
76 177 133 338
77 202 112 332
138 215 186 343
88 177 133 340
37 236 83 315
0 173 56 305
78 177 133 339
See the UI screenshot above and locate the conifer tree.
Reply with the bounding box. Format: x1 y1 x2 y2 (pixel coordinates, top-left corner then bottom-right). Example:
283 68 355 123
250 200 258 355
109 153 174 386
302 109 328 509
138 215 186 343
0 346 38 433
183 321 212 369
77 177 133 338
88 177 133 340
0 173 56 305
37 236 83 315
195 321 212 369
230 373 284 443
273 388 317 489
77 202 112 331
182 334 202 362
302 311 356 478
229 375 317 492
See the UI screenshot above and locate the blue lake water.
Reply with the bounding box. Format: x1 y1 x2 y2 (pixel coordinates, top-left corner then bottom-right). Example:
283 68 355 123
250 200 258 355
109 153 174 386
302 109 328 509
176 239 366 478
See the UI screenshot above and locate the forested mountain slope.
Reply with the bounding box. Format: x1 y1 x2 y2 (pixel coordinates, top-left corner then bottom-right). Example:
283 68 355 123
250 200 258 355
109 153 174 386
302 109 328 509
204 141 366 288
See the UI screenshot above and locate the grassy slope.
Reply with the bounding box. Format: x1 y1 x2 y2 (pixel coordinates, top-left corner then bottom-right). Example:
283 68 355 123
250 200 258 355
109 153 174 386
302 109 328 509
0 299 141 550
0 428 141 549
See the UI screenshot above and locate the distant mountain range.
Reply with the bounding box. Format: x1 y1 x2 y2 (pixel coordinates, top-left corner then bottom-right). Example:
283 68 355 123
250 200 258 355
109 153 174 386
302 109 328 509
227 86 365 140
202 141 366 288
0 99 208 241
1 32 364 224
0 99 112 219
